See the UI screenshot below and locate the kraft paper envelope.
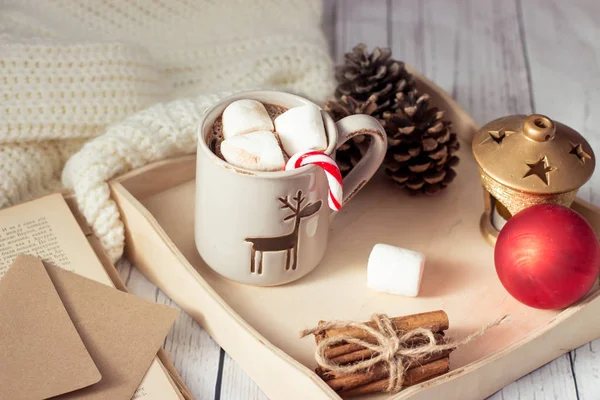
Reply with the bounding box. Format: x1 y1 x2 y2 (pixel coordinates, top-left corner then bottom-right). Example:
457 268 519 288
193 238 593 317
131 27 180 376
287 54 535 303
0 255 179 400
43 260 179 400
0 255 101 400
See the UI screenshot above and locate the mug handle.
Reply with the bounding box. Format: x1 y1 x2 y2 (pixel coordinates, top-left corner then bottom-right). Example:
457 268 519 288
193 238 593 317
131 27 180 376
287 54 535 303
335 114 388 205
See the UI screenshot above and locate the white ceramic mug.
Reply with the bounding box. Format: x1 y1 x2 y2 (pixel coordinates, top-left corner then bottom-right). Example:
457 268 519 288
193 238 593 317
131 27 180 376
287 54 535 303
195 91 387 286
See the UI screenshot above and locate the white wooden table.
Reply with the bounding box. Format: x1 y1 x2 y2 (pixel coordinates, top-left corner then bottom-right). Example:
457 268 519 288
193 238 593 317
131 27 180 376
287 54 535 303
117 0 600 398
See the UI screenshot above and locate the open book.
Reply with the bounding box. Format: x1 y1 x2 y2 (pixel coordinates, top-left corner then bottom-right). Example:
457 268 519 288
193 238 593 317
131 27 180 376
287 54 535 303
0 193 185 400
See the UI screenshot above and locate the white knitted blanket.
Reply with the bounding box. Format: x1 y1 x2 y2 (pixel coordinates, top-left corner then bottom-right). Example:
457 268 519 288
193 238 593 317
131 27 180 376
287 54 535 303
1 0 335 261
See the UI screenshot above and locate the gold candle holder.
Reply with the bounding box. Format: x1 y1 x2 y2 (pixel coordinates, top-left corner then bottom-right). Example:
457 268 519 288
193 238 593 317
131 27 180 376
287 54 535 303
472 114 595 245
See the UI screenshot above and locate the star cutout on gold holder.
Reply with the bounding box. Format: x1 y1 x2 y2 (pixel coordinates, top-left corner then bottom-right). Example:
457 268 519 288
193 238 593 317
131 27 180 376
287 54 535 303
480 127 516 146
523 156 556 185
569 142 591 164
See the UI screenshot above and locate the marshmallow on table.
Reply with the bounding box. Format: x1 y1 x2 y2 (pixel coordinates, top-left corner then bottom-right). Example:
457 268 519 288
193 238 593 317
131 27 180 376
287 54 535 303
367 244 425 297
220 130 285 171
274 104 327 156
222 99 274 139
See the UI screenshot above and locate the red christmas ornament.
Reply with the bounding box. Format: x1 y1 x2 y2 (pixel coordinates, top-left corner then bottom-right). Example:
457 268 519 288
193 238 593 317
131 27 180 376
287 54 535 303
495 204 600 309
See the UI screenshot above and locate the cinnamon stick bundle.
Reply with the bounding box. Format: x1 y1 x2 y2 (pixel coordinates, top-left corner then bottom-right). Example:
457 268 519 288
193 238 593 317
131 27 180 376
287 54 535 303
303 311 452 397
302 311 507 397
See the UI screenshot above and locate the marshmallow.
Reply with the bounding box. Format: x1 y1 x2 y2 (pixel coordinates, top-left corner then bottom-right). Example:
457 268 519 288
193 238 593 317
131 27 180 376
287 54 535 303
274 104 327 156
367 244 425 297
222 99 274 139
220 130 285 171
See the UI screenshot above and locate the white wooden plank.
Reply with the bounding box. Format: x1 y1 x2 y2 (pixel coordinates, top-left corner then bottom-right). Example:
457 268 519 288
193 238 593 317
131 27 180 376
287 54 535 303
335 0 389 63
520 0 600 205
390 0 457 92
487 355 578 400
219 354 269 400
390 0 532 125
321 0 337 58
572 341 600 400
116 259 222 400
520 1 600 398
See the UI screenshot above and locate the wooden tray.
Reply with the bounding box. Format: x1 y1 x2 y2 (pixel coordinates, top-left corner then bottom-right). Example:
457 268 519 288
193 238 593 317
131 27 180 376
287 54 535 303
109 72 600 400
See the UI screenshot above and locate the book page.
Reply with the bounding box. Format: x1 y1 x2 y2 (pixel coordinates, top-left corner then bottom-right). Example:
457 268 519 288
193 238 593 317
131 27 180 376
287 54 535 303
0 196 111 283
0 193 182 400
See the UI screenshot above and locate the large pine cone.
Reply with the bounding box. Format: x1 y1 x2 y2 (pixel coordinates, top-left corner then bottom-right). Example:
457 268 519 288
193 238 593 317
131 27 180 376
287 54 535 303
326 43 414 176
383 89 460 195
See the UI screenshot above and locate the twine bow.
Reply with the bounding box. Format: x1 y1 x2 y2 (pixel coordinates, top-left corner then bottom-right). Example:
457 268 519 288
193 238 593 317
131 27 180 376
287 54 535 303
300 314 509 393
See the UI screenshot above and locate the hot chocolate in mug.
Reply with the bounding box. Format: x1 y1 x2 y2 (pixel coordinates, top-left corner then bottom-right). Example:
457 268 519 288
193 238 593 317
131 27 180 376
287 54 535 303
195 91 387 286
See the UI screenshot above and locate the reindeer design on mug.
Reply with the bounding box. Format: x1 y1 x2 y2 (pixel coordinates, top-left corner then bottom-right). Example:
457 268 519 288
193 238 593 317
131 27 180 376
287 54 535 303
245 190 322 275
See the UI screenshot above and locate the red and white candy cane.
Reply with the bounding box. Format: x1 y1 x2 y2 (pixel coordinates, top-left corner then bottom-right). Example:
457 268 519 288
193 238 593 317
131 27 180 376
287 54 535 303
285 150 343 211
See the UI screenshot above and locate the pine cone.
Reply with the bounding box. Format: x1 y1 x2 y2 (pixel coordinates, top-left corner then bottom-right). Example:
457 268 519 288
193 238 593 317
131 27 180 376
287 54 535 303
326 43 414 176
383 89 460 195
